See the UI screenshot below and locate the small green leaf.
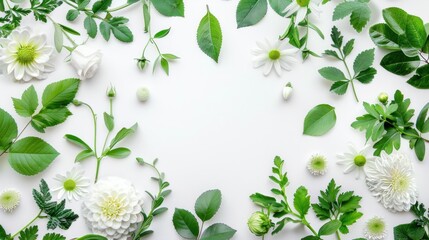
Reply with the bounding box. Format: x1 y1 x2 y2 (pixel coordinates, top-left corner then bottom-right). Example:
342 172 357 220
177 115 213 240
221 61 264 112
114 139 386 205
342 39 354 57
293 186 310 217
195 189 222 221
318 220 342 236
415 138 425 161
99 21 111 41
162 53 179 60
380 51 420 76
42 233 66 240
106 147 131 159
12 85 38 117
173 208 199 239
75 149 94 162
18 226 38 240
236 0 268 28
151 0 184 17
353 48 375 73
200 223 236 240
109 123 138 148
9 137 59 175
349 4 371 32
75 234 108 240
64 134 92 150
319 67 347 81
197 6 223 63
407 64 429 89
330 81 349 95
154 28 170 38
0 108 18 148
417 103 429 133
382 7 409 35
31 108 72 131
84 16 97 38
268 0 290 16
161 58 169 75
53 23 63 52
303 104 337 136
92 0 112 13
66 9 79 21
42 78 80 109
103 112 114 131
355 67 377 84
333 1 362 21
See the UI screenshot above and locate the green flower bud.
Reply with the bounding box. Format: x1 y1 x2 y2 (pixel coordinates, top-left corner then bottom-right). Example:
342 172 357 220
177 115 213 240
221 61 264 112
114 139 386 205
72 99 82 106
136 87 150 102
378 92 388 104
136 58 149 71
247 211 272 236
107 85 116 99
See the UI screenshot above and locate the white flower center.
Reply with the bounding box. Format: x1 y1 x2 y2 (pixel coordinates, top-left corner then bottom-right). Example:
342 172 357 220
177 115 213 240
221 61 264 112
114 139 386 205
391 171 410 193
16 44 37 65
268 50 281 60
101 197 124 220
296 0 310 7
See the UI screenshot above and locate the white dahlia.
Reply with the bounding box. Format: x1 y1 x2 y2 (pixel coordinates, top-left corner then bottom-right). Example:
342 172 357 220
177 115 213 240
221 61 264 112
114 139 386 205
0 27 54 81
82 177 144 240
365 152 418 212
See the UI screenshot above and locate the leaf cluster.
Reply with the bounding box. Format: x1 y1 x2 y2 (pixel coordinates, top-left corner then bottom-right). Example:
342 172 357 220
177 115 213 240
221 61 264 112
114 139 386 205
394 202 429 240
351 90 429 160
173 189 236 240
369 7 429 89
0 225 67 240
332 0 371 32
0 79 80 176
320 26 376 101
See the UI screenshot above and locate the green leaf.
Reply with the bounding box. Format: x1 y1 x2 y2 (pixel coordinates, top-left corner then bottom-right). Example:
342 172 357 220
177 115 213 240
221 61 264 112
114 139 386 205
353 48 375 73
293 186 310 217
162 53 179 60
380 51 420 76
415 138 425 161
330 26 343 48
75 234 108 240
161 57 169 75
200 223 236 240
195 189 222 221
173 208 199 239
109 123 138 148
31 108 72 132
342 39 354 57
330 81 349 95
150 0 184 17
66 9 79 21
0 108 17 149
319 67 347 81
249 193 277 208
407 64 429 89
154 28 170 38
349 4 371 32
318 220 342 236
394 222 428 240
42 233 66 240
339 195 362 213
236 0 268 28
383 7 409 35
106 147 131 159
0 0 4 11
417 103 429 133
373 128 401 156
100 17 133 42
92 0 112 13
75 149 94 162
355 67 377 84
44 199 78 230
339 211 363 226
64 134 91 150
53 23 63 52
99 21 111 41
59 24 81 36
18 226 38 240
9 137 59 175
268 0 290 16
197 6 223 63
12 85 38 117
405 14 427 49
333 1 362 21
369 23 400 50
84 16 97 38
303 104 337 136
42 78 80 109
103 112 114 131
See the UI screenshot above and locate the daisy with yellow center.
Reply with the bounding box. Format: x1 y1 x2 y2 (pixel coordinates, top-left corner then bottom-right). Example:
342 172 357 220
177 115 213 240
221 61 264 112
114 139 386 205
0 188 21 212
252 39 298 76
0 27 54 81
283 0 321 25
53 164 90 201
337 144 376 180
307 154 328 176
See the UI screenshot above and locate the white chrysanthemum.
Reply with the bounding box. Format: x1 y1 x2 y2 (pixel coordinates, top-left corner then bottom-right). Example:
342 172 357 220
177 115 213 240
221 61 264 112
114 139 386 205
364 216 387 240
283 0 321 25
0 27 54 81
82 177 144 240
252 39 298 76
337 144 376 180
365 152 418 212
0 188 21 212
52 164 90 201
307 154 327 176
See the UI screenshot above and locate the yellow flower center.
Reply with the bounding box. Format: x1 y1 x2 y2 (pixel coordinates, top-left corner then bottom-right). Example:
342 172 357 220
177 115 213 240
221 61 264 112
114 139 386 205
16 44 37 65
296 0 310 7
268 50 281 60
63 179 76 191
101 197 123 220
354 155 366 167
391 171 410 193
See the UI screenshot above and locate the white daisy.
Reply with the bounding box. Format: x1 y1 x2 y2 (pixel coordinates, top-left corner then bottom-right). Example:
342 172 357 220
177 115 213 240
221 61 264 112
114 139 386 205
337 144 376 180
365 152 418 212
0 27 54 81
252 39 298 76
0 188 21 212
364 216 387 240
283 0 321 25
307 154 328 176
52 164 90 201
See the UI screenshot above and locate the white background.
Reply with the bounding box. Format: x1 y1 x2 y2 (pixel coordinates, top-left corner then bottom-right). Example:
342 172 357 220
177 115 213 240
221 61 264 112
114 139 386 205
1 0 429 239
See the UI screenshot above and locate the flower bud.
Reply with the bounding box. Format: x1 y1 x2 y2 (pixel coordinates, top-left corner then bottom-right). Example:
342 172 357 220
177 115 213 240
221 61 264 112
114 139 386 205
72 99 82 106
378 92 388 104
282 82 293 100
136 58 148 71
247 211 272 236
136 87 150 102
107 85 116 99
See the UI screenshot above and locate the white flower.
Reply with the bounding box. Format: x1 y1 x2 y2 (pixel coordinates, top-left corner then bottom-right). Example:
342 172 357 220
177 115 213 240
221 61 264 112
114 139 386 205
0 27 54 81
282 82 293 100
307 154 327 176
82 177 144 240
70 45 102 80
364 216 387 240
136 87 150 102
365 152 418 212
252 39 298 76
0 188 21 212
337 144 376 180
52 164 90 201
283 0 321 25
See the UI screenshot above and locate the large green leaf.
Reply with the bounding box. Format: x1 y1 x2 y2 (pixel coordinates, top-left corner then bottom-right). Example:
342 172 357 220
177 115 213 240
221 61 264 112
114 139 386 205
197 6 223 63
236 0 267 28
0 108 18 148
42 78 80 109
318 220 342 236
380 51 420 76
12 85 38 117
407 64 429 89
369 23 400 50
151 0 184 17
293 186 310 217
382 7 408 35
303 104 336 136
353 48 375 73
405 14 427 49
173 208 199 239
8 137 59 175
200 223 236 240
31 108 72 132
195 189 222 221
319 67 347 81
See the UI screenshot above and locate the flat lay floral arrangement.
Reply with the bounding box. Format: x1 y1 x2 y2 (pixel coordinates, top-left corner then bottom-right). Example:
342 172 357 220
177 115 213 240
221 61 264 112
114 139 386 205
0 0 429 239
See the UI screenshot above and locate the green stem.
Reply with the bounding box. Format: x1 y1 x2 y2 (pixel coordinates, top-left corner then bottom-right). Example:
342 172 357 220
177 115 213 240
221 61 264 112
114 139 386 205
335 230 342 240
301 217 318 236
197 221 205 240
46 16 78 48
107 3 134 12
0 121 31 158
94 156 103 183
81 102 101 183
11 210 42 238
339 49 359 102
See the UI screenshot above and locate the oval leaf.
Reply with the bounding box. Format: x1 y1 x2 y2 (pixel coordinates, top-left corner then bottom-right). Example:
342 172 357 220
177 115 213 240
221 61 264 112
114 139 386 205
382 7 408 35
236 0 268 28
303 104 336 136
200 223 236 240
380 51 420 76
106 147 131 159
42 78 80 109
0 108 18 148
195 189 222 221
151 0 184 17
318 220 342 236
197 6 223 63
369 23 400 50
173 208 199 239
